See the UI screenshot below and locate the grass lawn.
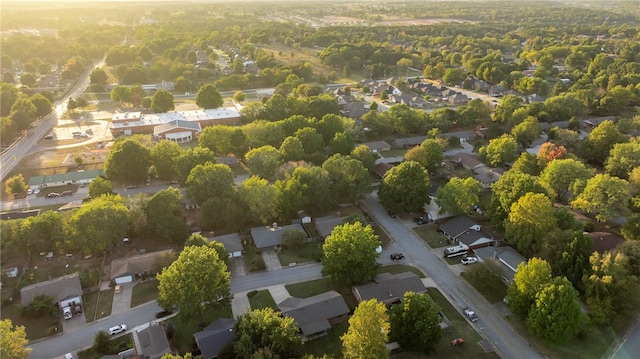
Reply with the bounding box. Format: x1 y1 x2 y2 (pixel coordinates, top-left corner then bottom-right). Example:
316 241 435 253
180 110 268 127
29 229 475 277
303 321 349 357
424 287 501 359
78 334 133 359
243 242 266 272
169 304 233 354
372 225 392 248
83 288 114 323
130 279 159 307
278 242 323 266
247 289 277 310
460 271 508 304
378 264 426 278
0 303 60 341
414 225 450 248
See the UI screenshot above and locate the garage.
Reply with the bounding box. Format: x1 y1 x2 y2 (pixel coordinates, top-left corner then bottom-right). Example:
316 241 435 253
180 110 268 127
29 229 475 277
114 275 133 284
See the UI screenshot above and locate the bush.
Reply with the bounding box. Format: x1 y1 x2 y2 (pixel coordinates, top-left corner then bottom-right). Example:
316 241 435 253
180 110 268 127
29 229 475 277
79 268 101 289
21 294 57 318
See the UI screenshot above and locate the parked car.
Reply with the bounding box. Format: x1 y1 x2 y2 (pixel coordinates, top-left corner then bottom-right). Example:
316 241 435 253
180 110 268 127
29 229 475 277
61 190 73 196
451 338 465 346
108 324 127 335
413 216 428 225
27 188 33 195
387 210 396 218
463 308 479 322
114 285 122 294
461 257 479 265
155 309 174 318
85 128 93 135
46 192 61 198
34 188 40 195
390 253 405 261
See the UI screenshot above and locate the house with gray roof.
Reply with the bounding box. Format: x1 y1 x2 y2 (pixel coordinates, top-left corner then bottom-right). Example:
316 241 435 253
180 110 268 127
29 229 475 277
391 135 427 148
208 233 244 258
362 141 391 153
20 272 82 307
278 291 350 341
456 230 496 249
132 324 171 359
473 166 503 189
314 215 348 239
110 249 174 284
473 246 526 283
443 130 476 143
374 163 393 179
439 215 480 242
450 152 485 171
194 318 236 359
352 272 426 306
28 169 104 189
250 223 307 250
588 232 622 254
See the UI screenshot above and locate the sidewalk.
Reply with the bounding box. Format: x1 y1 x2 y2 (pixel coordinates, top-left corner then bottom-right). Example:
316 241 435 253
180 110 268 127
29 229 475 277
231 284 291 318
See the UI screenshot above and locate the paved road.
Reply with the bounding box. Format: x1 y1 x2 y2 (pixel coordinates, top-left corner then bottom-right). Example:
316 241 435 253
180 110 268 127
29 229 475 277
362 193 542 359
609 315 640 359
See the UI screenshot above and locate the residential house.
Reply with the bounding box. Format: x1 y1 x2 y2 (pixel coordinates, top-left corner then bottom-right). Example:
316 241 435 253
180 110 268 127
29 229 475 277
132 324 171 359
443 130 476 144
473 246 526 283
448 93 470 106
473 166 503 189
278 291 350 341
20 272 82 308
0 209 41 220
488 85 506 97
153 119 201 143
341 101 368 121
194 318 236 359
456 229 496 249
524 94 546 104
352 272 426 306
208 233 244 258
362 141 391 153
439 215 481 242
314 215 348 240
109 249 174 284
28 169 104 190
581 116 616 130
473 79 490 92
450 152 485 171
391 135 427 148
588 232 623 253
250 223 307 250
374 163 393 179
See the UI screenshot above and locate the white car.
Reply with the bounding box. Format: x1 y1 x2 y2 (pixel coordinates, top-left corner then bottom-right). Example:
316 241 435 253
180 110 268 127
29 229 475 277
108 324 127 335
461 257 479 265
27 188 33 195
34 188 41 195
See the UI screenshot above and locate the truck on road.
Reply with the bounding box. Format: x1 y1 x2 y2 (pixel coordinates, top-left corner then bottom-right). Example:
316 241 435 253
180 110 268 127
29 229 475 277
464 308 479 322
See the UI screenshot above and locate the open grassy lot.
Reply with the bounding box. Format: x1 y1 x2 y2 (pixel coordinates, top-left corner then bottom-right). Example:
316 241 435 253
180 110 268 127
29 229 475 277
414 225 450 248
83 288 114 323
78 334 132 359
247 289 277 310
169 303 233 354
130 279 159 307
278 242 323 266
303 321 349 357
0 302 60 341
461 270 508 304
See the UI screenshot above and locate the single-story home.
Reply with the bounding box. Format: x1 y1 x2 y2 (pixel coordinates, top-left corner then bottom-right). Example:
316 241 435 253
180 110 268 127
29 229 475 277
352 272 426 306
473 166 502 189
442 130 476 144
314 215 348 239
20 272 82 308
450 152 485 171
250 223 307 250
194 318 236 359
28 169 104 189
391 136 427 149
456 230 496 249
362 141 391 153
473 246 526 283
208 233 244 258
109 249 174 284
278 291 350 341
423 196 454 223
588 232 622 253
133 324 171 359
439 215 481 242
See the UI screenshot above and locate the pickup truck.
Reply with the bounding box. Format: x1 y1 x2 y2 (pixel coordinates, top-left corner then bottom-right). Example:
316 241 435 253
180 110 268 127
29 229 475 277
464 308 479 322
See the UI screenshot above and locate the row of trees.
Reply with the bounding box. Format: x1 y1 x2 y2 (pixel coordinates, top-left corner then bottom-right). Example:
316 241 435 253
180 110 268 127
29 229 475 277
1 83 54 145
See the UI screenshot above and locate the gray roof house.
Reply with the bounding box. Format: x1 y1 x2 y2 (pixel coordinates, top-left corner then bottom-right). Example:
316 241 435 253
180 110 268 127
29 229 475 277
473 246 526 283
362 141 391 153
391 136 427 148
456 230 496 249
20 272 82 307
352 272 426 306
208 233 244 258
314 215 348 239
250 223 307 250
450 152 485 171
439 215 480 242
133 324 171 359
278 291 350 341
473 166 503 189
194 318 236 359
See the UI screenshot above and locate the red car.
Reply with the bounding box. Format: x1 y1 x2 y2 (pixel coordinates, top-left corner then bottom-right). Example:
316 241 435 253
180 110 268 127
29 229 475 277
451 338 465 346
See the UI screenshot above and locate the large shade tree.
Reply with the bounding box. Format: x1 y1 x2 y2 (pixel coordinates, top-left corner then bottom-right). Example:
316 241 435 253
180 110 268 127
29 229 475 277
505 192 557 257
0 319 31 359
145 188 190 244
321 222 380 286
104 138 151 184
234 308 303 359
322 154 371 204
238 176 279 225
195 84 223 109
505 257 553 319
342 299 390 359
479 135 518 167
488 170 548 228
151 89 175 113
378 161 430 213
177 147 216 184
435 177 482 215
389 292 442 354
403 139 444 174
527 277 583 344
157 245 230 319
539 158 593 200
151 140 182 180
185 162 235 205
571 174 632 222
605 139 640 179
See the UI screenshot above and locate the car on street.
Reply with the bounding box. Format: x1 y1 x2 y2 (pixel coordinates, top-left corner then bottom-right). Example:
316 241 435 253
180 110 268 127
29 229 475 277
461 257 479 265
27 188 33 195
61 190 73 196
46 192 61 198
413 216 428 225
34 188 40 195
451 338 465 346
464 308 479 322
390 253 405 261
108 324 127 335
387 210 396 218
126 185 138 189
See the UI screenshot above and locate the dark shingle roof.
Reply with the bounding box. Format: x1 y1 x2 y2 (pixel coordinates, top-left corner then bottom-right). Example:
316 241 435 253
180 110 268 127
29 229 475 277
194 318 236 359
439 215 478 239
250 223 306 249
353 272 426 304
278 291 350 336
20 272 82 306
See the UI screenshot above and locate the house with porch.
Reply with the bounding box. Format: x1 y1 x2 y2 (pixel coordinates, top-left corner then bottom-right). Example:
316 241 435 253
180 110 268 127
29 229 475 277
352 272 426 306
250 223 307 250
278 291 350 341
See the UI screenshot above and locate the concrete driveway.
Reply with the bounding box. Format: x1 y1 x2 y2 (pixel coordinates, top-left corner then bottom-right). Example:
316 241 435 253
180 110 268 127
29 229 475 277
111 282 134 315
230 257 247 277
261 250 282 271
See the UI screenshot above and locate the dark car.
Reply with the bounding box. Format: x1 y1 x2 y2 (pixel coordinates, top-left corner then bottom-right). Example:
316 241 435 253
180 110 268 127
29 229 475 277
390 253 405 261
46 192 61 198
387 210 396 218
413 216 428 225
155 309 173 318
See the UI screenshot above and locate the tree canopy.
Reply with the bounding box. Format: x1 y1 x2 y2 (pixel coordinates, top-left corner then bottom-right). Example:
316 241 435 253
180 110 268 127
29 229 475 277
389 292 442 354
0 319 31 359
342 299 390 359
195 83 224 109
234 308 303 359
104 138 151 184
435 177 482 215
378 161 430 213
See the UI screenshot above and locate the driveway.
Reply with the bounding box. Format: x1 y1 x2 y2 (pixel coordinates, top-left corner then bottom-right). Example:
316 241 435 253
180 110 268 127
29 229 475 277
261 250 283 271
229 257 247 277
111 282 134 315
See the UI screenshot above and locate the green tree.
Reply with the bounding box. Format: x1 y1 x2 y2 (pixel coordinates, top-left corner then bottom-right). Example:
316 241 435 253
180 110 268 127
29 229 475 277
605 139 640 179
195 84 223 109
506 258 553 319
233 91 247 102
30 94 52 118
22 211 65 257
234 308 303 359
554 231 593 291
130 84 146 109
512 152 542 175
488 170 548 228
322 154 371 204
539 159 593 200
435 177 482 215
342 299 389 359
245 145 282 180
151 140 182 180
571 174 632 222
66 195 129 255
442 68 465 86
294 127 325 158
274 177 305 221
88 177 113 199
282 228 307 250
404 139 444 174
177 147 217 184
157 245 230 319
389 292 442 354
0 319 31 359
317 114 346 145
5 174 27 196
185 162 235 205
291 166 334 214
110 85 131 106
279 136 306 162
238 176 279 225
506 193 557 257
104 138 151 184
527 277 583 344
329 131 354 156
493 95 525 123
92 330 113 356
378 161 430 214
479 135 518 167
581 120 627 166
146 188 190 244
321 222 380 286
151 89 175 113
621 214 640 241
90 68 108 84
511 117 541 148
350 145 377 172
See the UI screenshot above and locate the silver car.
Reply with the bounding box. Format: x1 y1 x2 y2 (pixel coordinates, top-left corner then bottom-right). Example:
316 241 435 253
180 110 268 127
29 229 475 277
108 324 127 335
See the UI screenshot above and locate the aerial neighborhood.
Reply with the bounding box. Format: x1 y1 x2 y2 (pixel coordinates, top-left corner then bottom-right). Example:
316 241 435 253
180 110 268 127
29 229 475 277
2 1 640 359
